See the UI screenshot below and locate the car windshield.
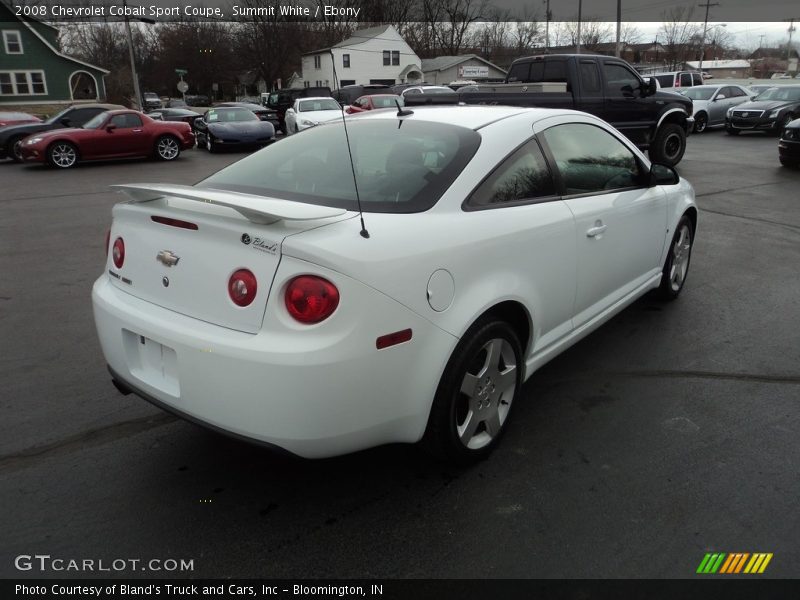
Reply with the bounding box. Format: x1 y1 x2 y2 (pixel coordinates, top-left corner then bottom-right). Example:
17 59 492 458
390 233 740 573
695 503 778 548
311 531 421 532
370 96 404 108
207 108 258 122
682 88 715 100
45 107 74 124
82 113 108 129
755 87 800 101
198 119 481 213
298 99 340 112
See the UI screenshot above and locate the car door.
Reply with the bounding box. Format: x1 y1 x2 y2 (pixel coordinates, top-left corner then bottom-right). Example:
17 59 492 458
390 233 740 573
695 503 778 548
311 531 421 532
601 61 653 146
539 121 668 328
93 113 147 157
464 136 577 353
707 87 731 124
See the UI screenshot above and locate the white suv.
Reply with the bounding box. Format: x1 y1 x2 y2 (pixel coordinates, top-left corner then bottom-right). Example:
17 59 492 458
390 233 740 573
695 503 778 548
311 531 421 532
653 71 704 90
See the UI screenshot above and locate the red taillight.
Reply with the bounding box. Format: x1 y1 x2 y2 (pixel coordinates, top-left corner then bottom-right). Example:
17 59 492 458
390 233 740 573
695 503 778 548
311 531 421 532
104 230 110 256
285 275 339 324
228 269 257 307
112 237 125 268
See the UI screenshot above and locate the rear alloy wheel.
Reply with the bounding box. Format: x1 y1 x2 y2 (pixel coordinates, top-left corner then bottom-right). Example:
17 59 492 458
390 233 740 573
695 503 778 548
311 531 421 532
658 215 694 300
155 135 180 161
649 123 686 166
423 319 522 464
693 113 708 133
48 142 78 169
9 135 26 162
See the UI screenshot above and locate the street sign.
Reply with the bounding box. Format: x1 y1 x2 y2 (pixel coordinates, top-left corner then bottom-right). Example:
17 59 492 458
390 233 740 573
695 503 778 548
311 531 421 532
175 68 188 75
177 81 189 93
212 83 219 91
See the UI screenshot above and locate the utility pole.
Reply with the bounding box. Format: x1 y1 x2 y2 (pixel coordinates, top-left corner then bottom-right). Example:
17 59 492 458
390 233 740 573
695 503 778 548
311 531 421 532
758 34 766 50
123 0 141 110
616 0 622 58
543 0 552 53
697 1 720 74
788 19 797 58
576 0 583 55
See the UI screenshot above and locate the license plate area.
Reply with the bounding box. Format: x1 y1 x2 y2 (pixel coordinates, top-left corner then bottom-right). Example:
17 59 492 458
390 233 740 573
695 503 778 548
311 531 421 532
122 330 180 397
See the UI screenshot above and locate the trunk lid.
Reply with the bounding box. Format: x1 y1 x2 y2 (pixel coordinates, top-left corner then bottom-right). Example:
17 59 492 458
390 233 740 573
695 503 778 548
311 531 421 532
107 183 352 333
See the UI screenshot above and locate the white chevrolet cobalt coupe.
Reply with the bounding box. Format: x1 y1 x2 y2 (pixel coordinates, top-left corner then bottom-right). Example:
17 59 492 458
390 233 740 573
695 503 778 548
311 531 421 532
93 106 697 463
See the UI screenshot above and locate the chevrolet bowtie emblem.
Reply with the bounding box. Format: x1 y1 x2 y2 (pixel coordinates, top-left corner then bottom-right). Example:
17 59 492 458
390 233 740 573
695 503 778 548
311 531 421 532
156 250 180 267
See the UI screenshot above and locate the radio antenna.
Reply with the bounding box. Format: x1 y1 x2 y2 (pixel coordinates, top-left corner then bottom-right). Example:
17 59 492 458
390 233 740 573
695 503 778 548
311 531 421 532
330 50 369 239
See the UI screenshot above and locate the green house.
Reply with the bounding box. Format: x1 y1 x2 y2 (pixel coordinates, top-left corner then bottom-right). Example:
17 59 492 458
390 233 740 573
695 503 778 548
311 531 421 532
0 1 108 108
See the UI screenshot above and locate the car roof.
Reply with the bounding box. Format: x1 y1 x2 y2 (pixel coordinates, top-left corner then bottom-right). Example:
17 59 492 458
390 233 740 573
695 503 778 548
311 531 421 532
348 105 576 130
70 103 126 110
298 97 337 102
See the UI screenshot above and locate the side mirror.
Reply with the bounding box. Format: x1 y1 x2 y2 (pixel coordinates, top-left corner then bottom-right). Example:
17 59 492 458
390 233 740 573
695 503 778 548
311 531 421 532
650 163 680 186
194 117 205 127
642 77 657 96
751 95 758 100
59 117 71 126
105 123 117 132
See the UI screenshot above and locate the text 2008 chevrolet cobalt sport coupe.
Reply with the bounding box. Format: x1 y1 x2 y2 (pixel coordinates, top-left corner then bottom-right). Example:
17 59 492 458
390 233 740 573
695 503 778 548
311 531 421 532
93 105 697 463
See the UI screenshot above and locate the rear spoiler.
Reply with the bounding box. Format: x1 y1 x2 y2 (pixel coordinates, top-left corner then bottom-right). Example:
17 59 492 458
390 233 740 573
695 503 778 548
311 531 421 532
111 183 347 224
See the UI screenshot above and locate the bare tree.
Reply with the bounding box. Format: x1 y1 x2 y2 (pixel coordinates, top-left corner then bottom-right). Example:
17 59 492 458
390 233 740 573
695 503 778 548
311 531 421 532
658 6 702 70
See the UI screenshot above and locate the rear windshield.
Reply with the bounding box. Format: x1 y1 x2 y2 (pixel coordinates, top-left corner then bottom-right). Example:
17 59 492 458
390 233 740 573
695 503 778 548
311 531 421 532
298 99 340 112
199 120 481 213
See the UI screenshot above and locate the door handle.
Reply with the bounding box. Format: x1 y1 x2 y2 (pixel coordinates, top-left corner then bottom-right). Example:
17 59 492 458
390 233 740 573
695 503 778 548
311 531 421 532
586 223 607 238
133 129 142 133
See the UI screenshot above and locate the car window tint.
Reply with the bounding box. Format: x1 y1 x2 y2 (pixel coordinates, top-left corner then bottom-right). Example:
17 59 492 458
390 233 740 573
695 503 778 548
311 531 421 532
542 123 644 195
693 73 703 85
468 139 555 207
69 108 101 126
680 73 693 87
579 62 601 94
654 74 674 87
199 120 481 214
507 62 530 82
604 64 639 96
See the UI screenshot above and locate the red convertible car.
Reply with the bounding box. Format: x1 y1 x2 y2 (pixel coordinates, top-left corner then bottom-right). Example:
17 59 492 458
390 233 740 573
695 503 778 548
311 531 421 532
20 110 194 168
345 94 405 114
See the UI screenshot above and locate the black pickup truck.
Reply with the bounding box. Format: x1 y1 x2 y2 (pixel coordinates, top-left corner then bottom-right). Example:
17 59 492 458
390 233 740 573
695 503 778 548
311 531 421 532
458 54 694 166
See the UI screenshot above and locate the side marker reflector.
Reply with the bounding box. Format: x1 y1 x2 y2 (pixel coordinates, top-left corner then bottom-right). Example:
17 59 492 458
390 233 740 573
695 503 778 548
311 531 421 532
376 329 412 350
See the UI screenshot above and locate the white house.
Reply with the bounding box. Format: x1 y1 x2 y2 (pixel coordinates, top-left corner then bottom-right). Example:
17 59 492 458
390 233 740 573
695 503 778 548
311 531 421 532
301 25 422 88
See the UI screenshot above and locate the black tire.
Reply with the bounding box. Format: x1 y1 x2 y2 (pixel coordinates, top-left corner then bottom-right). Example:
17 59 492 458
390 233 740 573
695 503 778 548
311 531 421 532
726 128 740 136
779 157 798 168
422 318 523 464
205 134 216 153
9 135 26 162
657 214 694 301
649 123 686 166
775 114 794 137
154 135 181 161
693 113 708 133
47 141 79 169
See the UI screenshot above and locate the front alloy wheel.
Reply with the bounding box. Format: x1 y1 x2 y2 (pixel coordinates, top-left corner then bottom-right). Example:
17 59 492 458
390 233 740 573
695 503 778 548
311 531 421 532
423 319 522 463
10 136 26 162
48 142 78 168
694 113 708 133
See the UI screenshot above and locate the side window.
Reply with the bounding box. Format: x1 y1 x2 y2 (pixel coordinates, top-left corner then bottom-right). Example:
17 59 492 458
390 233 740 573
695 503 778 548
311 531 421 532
579 62 601 94
692 73 703 85
69 108 101 126
507 62 530 82
110 114 139 128
542 123 645 195
679 73 693 87
654 74 673 88
468 138 555 207
729 86 745 98
603 64 639 96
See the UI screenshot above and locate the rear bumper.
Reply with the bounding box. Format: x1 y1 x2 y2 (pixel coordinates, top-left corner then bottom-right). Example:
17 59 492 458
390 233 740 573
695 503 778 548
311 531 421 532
92 260 456 458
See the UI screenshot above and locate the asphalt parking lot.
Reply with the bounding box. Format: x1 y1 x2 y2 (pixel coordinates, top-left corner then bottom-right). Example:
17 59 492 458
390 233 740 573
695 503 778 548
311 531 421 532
1 129 798 579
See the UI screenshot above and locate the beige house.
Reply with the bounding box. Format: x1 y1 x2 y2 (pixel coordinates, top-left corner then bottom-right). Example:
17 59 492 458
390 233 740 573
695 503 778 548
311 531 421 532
421 55 507 84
